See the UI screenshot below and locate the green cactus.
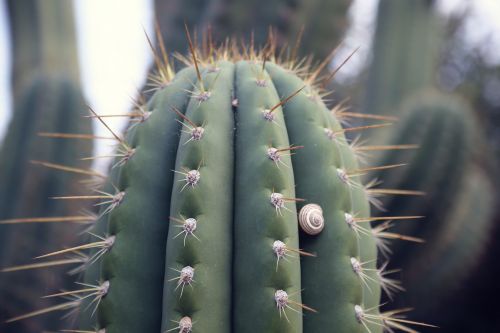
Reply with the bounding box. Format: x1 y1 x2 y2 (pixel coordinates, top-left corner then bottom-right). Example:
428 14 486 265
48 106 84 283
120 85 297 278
151 0 351 71
7 0 80 100
370 90 475 254
3 37 433 332
0 75 93 332
0 1 92 332
369 90 496 316
402 166 495 317
104 58 381 333
362 0 441 118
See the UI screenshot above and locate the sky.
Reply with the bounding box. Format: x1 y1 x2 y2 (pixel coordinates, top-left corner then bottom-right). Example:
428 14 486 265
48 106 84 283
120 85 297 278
0 0 499 172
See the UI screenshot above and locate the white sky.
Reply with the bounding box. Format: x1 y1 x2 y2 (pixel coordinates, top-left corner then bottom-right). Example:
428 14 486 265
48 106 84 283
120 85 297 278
0 0 499 171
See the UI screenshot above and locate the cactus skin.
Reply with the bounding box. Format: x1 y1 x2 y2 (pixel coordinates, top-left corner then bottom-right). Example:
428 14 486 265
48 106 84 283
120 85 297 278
67 55 385 333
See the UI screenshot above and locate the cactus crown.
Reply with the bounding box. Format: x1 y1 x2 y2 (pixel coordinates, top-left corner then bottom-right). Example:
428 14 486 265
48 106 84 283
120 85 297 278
2 28 433 333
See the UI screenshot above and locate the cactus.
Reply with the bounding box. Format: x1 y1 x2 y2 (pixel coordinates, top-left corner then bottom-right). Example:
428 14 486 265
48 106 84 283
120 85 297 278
154 0 351 60
0 75 93 332
370 90 475 255
7 0 80 100
402 166 495 318
369 90 496 317
0 1 92 332
2 35 432 333
362 0 441 118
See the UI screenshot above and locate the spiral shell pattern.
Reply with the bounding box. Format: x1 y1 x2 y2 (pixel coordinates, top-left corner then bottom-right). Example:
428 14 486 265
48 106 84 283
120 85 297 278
298 204 325 235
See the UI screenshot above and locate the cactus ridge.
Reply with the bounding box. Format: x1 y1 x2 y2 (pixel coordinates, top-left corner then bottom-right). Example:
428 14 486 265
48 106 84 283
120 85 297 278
1 36 433 333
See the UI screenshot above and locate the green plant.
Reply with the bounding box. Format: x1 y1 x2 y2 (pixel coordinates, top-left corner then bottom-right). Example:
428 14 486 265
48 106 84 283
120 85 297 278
370 91 475 257
153 0 351 61
402 165 495 317
0 1 92 332
362 0 441 118
3 37 429 333
369 91 496 319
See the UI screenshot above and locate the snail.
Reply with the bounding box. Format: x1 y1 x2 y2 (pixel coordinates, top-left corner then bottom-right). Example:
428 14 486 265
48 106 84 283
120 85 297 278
298 204 324 235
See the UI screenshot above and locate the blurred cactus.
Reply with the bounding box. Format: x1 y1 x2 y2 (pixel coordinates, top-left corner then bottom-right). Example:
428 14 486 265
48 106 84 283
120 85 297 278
372 91 474 244
362 0 441 117
0 1 92 332
7 0 80 100
403 165 495 318
370 90 496 321
153 0 351 60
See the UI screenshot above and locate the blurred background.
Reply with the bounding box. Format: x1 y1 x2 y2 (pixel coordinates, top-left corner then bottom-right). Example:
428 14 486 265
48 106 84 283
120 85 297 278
0 0 499 332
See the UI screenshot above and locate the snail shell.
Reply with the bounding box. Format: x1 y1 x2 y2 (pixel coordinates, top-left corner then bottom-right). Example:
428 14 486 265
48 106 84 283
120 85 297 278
299 204 324 235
